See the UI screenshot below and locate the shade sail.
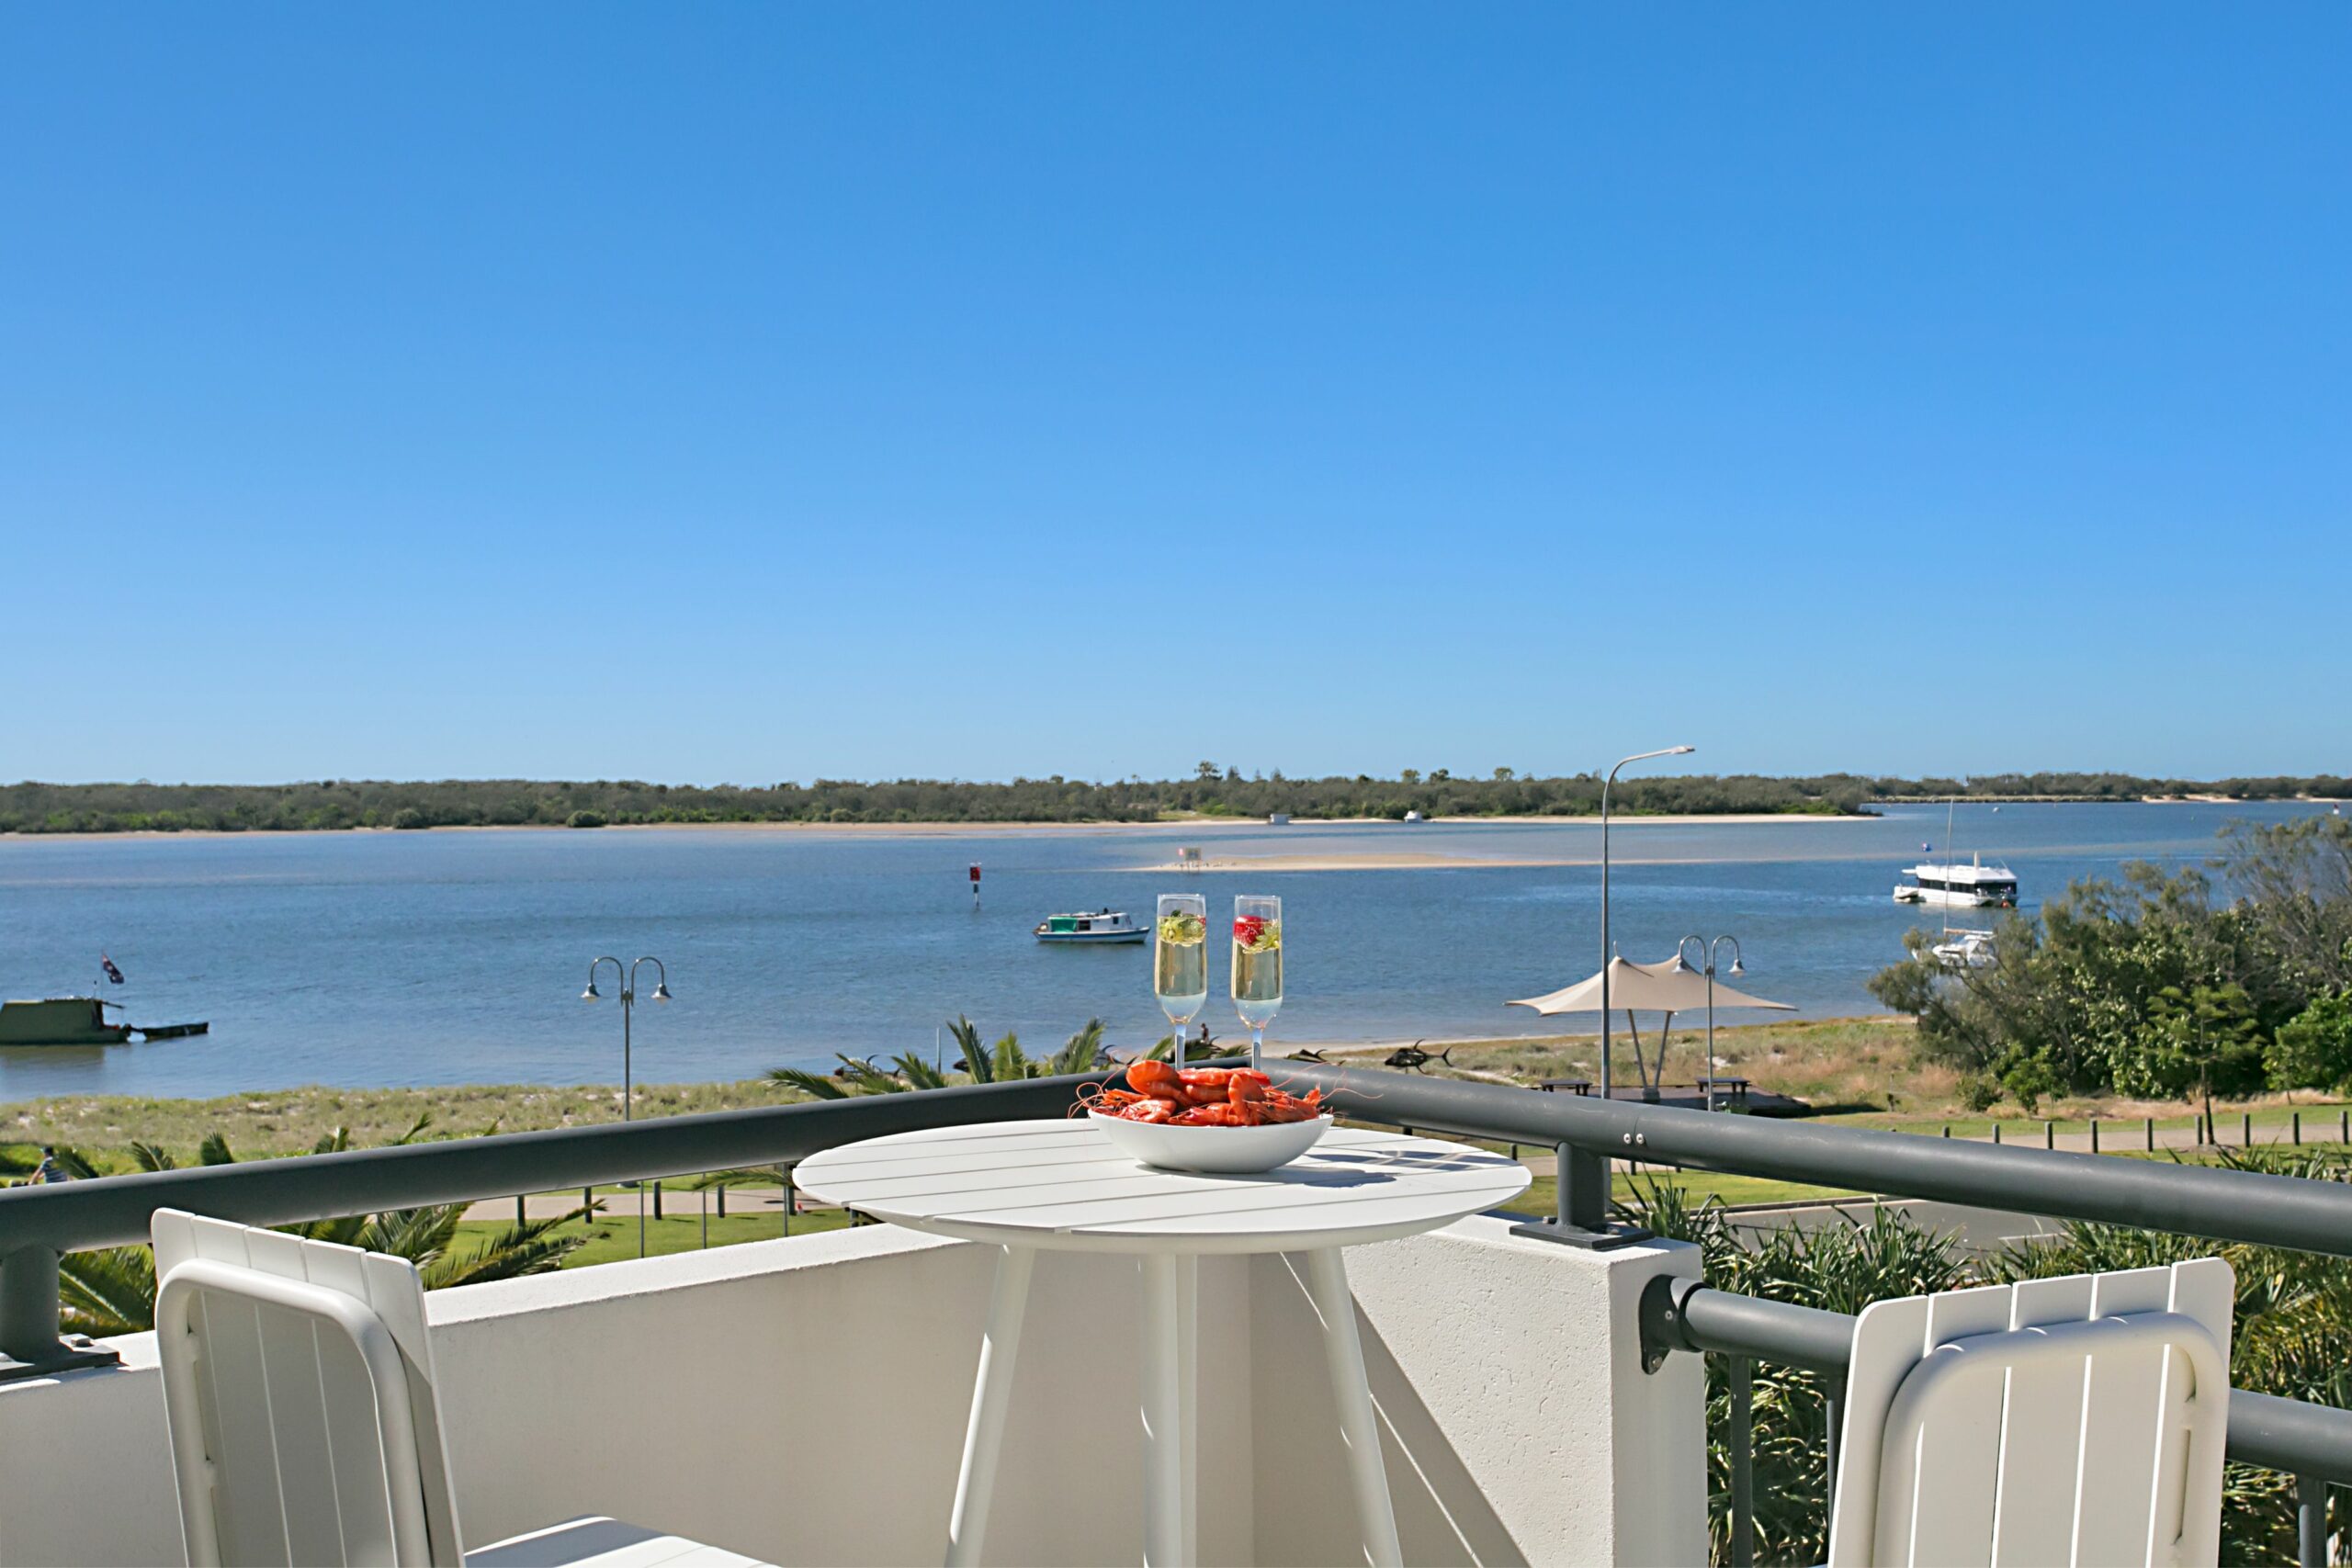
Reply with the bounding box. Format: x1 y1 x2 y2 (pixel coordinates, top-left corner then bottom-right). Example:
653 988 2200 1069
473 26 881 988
1507 954 1794 1016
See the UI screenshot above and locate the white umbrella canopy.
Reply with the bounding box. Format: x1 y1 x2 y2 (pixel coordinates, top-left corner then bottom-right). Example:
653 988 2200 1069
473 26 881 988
1508 954 1794 1016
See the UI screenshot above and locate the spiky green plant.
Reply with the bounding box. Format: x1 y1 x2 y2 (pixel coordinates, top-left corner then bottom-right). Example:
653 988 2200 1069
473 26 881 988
53 1115 593 1337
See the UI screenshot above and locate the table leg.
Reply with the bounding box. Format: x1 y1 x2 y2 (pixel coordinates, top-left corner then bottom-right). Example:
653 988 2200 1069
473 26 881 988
946 1244 1035 1568
1141 1252 1186 1568
1304 1247 1403 1568
1178 1253 1198 1566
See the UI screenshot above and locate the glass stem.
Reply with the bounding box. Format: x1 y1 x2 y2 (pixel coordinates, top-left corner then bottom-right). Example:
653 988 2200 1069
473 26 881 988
1250 1025 1262 1074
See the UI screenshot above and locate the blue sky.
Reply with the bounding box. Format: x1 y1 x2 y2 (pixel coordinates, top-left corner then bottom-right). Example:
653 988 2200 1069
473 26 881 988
5 6 2346 786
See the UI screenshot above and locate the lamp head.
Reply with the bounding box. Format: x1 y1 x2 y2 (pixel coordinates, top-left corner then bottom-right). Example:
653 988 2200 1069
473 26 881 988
582 981 602 1001
1668 744 1696 755
1728 957 1747 976
651 981 672 1002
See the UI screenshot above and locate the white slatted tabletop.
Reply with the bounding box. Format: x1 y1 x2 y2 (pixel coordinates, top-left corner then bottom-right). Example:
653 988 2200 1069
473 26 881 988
794 1119 1530 1255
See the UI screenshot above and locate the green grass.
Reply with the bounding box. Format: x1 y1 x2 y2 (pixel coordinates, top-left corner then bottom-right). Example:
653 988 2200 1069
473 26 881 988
456 1205 857 1269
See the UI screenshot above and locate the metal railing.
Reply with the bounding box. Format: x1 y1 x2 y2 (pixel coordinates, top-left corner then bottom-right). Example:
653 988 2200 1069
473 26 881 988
4 1062 2349 1562
1264 1063 2352 1567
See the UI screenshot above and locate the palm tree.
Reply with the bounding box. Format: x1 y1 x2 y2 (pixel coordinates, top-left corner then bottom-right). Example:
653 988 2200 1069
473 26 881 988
51 1116 595 1337
765 1016 1120 1097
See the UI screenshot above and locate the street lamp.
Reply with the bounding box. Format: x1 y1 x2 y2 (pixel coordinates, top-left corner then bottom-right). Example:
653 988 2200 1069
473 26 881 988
1600 746 1693 1102
584 955 672 1255
1676 934 1744 1109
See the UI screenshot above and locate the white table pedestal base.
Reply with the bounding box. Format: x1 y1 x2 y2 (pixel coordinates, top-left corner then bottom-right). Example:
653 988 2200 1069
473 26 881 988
944 1245 1033 1568
943 1245 1404 1568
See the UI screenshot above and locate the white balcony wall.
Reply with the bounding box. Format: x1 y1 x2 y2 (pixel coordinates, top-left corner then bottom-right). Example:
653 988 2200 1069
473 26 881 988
0 1215 1701 1566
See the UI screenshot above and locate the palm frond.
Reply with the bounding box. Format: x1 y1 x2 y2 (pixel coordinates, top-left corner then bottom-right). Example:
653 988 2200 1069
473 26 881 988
58 1246 157 1337
129 1140 178 1172
197 1132 236 1167
1049 1019 1107 1077
765 1066 852 1099
990 1032 1030 1082
892 1053 953 1090
952 1015 993 1082
420 1204 592 1290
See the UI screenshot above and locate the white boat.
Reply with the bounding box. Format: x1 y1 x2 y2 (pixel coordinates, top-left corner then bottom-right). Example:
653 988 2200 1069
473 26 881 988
1894 854 2018 908
1930 929 1998 969
1033 909 1146 944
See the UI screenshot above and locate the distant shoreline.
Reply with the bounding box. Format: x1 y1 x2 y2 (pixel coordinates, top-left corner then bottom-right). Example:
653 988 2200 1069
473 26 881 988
0 812 1875 846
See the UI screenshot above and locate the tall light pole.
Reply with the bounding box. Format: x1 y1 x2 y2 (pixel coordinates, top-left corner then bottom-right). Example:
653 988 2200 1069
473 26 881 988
1676 934 1745 1109
1600 746 1693 1101
584 956 671 1256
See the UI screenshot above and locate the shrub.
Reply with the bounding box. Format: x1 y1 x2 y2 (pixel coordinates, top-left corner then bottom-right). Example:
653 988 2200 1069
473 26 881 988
2269 991 2352 1092
390 807 430 830
1956 1070 2003 1111
564 810 606 829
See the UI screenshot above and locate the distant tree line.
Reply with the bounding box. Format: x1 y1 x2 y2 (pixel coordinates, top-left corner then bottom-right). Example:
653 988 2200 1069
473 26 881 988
0 768 2345 835
1871 815 2352 1111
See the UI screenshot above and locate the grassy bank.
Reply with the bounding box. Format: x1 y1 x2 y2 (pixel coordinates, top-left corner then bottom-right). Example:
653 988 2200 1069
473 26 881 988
1 1077 808 1173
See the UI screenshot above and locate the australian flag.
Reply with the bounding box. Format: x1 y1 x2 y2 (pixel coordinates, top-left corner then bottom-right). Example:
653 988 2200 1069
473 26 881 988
100 953 125 985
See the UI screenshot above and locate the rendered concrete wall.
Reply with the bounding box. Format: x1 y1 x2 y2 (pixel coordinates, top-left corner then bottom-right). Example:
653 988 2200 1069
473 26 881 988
0 1217 1701 1566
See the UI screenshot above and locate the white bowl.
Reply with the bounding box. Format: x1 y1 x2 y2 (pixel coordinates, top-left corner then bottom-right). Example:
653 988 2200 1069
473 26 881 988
1089 1110 1333 1174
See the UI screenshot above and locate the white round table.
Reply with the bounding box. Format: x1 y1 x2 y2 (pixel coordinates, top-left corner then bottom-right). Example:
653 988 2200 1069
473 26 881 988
795 1119 1530 1568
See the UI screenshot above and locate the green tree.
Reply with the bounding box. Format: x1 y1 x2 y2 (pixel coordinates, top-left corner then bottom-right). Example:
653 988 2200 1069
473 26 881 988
2269 990 2352 1092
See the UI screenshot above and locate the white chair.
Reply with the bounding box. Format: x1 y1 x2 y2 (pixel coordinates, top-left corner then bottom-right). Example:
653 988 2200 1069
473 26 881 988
1826 1258 2233 1568
152 1209 766 1568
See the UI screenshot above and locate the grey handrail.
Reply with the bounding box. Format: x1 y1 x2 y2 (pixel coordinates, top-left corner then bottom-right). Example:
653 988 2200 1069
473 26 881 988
1272 1064 2352 1258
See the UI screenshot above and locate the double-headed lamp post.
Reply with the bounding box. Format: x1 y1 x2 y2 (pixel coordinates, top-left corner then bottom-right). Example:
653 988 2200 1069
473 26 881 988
583 956 671 1257
1676 934 1745 1109
1600 745 1694 1101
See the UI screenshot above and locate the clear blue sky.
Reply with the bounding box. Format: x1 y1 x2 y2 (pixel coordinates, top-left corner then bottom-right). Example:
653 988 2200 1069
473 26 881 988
6 6 2346 786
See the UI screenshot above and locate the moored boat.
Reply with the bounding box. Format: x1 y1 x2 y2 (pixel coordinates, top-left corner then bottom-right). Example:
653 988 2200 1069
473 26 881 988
1 998 134 1046
1894 852 2018 908
0 997 212 1045
1034 909 1147 944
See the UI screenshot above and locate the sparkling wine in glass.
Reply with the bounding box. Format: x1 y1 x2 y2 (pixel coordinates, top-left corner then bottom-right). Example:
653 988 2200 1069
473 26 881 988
1231 894 1283 1070
1154 894 1209 1067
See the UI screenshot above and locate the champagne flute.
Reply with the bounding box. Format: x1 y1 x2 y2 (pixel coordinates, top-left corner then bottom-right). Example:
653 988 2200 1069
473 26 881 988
1230 894 1283 1071
1153 894 1209 1068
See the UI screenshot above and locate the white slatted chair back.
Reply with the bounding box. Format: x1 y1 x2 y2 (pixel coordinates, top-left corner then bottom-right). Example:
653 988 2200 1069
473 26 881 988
153 1209 466 1568
1826 1258 2233 1568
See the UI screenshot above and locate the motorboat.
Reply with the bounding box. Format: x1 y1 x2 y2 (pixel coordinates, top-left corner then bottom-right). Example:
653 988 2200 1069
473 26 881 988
1930 929 1997 969
0 996 210 1045
1033 909 1146 944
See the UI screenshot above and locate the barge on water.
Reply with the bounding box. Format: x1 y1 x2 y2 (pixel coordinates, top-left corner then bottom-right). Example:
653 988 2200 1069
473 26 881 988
0 997 209 1046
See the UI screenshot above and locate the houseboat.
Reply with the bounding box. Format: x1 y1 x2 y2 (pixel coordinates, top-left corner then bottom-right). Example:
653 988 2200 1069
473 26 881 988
1894 853 2018 908
1033 909 1147 944
0 996 211 1045
0 997 135 1046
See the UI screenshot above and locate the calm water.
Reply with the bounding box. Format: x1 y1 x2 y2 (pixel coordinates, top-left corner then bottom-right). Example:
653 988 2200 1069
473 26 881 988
0 802 2334 1098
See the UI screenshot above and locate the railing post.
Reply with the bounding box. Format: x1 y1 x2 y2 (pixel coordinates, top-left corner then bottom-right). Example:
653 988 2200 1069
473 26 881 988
2091 1119 2099 1154
1992 1122 2002 1145
1508 1141 1648 1247
2245 1111 2254 1146
1 1246 62 1363
2148 1116 2156 1151
1941 1123 1950 1139
2297 1474 2325 1568
0 1245 113 1382
1729 1355 1755 1568
2044 1120 2054 1150
516 1194 526 1225
718 1182 728 1219
2294 1111 2301 1145
652 1180 663 1220
780 1165 795 1236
